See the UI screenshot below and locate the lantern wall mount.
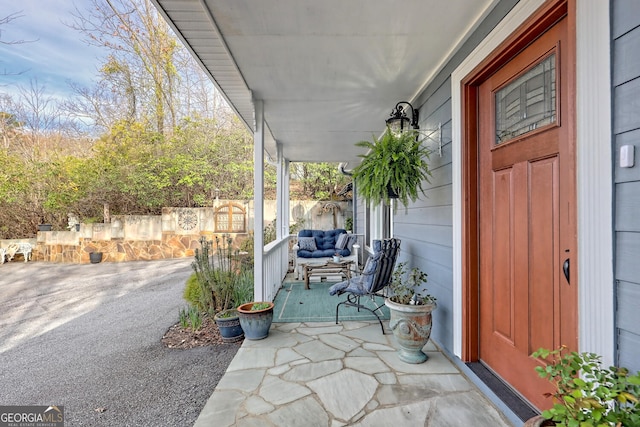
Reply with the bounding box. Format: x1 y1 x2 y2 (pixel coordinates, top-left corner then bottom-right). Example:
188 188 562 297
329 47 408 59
386 101 420 132
385 101 443 157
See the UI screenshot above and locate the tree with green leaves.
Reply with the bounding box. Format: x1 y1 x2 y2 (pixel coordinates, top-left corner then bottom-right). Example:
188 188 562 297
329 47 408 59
290 162 351 200
0 1 319 239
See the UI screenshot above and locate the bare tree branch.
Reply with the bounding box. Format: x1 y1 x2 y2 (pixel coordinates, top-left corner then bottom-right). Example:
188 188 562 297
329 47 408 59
0 11 39 45
0 11 38 77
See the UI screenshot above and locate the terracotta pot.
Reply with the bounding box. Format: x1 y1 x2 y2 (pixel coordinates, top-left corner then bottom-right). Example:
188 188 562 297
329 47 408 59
237 302 274 340
385 298 436 364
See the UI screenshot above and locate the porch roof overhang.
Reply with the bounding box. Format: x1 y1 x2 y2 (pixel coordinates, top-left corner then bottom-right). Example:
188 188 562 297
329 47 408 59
150 0 499 165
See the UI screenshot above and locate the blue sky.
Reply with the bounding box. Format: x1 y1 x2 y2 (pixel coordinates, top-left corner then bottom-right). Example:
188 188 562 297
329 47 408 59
0 0 104 99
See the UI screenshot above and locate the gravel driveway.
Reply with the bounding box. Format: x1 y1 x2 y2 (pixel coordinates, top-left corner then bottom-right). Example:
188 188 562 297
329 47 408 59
0 258 240 426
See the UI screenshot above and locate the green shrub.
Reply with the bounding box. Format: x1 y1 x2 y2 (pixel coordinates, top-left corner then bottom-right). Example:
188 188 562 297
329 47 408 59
191 234 254 313
532 346 640 427
215 309 237 319
239 232 254 268
251 302 270 311
178 307 190 329
264 219 277 245
344 217 353 232
188 306 202 332
178 306 203 332
233 268 254 306
183 273 203 310
289 216 306 235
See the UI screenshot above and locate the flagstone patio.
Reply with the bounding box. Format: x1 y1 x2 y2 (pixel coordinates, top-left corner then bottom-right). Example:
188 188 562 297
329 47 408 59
194 321 518 426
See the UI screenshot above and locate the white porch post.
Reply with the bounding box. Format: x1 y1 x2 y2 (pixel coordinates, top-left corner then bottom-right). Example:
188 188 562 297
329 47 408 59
254 99 265 301
575 0 614 366
284 159 290 237
276 143 283 240
276 143 290 239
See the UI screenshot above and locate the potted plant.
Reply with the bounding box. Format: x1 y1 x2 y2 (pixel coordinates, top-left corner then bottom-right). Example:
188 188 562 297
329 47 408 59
237 301 274 340
38 223 52 232
384 262 437 364
345 217 353 233
190 235 253 343
89 252 103 263
352 127 432 211
214 268 255 343
213 309 244 343
525 346 640 427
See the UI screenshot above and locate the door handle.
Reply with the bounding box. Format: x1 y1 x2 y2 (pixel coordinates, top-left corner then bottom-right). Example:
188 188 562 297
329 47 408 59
562 258 570 284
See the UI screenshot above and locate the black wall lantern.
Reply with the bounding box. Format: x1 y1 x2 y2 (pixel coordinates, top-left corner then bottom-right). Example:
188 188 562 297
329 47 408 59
385 101 419 133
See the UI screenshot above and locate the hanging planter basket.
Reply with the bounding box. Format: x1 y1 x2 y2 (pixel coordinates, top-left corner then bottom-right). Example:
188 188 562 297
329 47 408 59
352 127 432 210
387 183 399 199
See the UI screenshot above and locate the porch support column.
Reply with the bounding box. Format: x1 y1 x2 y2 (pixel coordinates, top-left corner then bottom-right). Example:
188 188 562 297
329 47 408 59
253 99 265 301
275 143 290 239
283 159 290 236
576 0 614 366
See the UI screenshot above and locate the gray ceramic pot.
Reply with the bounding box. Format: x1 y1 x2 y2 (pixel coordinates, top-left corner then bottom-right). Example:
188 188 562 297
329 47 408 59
385 298 436 364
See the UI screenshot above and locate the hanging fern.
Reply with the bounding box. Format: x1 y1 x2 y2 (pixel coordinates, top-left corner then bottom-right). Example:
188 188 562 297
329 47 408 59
352 127 432 210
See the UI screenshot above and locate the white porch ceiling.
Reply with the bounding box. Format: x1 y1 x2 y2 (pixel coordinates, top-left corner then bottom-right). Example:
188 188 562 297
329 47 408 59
151 0 499 165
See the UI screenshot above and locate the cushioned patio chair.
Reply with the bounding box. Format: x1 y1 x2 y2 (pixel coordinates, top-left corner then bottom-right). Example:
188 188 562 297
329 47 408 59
329 238 401 334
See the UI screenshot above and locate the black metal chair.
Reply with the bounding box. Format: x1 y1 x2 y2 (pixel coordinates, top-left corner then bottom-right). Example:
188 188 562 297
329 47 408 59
329 238 401 333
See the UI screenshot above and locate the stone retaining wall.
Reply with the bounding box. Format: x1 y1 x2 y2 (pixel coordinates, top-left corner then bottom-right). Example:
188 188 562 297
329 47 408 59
33 233 203 263
2 201 351 264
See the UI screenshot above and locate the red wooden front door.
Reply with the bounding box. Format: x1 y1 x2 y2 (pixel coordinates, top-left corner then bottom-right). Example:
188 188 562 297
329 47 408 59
477 15 577 410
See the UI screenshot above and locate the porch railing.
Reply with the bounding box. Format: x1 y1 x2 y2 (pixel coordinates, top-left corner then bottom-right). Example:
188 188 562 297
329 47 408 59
262 235 293 302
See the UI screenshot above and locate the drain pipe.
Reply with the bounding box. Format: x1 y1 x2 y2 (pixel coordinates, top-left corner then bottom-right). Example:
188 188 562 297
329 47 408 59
338 162 352 177
338 162 360 267
338 162 358 234
338 164 354 232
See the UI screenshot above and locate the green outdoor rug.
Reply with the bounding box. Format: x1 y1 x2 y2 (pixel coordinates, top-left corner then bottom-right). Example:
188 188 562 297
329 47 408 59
272 281 390 323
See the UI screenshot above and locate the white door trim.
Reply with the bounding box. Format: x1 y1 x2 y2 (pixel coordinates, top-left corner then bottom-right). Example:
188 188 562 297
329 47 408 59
450 0 614 363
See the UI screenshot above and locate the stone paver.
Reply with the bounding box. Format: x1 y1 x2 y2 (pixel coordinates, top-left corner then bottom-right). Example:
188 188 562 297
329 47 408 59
194 322 516 427
283 360 343 382
309 369 378 420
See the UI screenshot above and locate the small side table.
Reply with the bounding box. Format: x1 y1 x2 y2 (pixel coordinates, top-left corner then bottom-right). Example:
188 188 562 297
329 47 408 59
303 260 354 289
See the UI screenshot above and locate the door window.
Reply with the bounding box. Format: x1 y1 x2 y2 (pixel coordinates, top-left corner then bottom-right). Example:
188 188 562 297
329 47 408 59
495 53 557 144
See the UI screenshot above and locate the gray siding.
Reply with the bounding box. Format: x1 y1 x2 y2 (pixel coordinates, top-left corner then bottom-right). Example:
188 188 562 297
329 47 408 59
391 0 519 351
613 0 640 374
394 80 455 349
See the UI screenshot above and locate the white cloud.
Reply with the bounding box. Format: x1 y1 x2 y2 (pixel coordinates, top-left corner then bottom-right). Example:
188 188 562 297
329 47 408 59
0 0 104 98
